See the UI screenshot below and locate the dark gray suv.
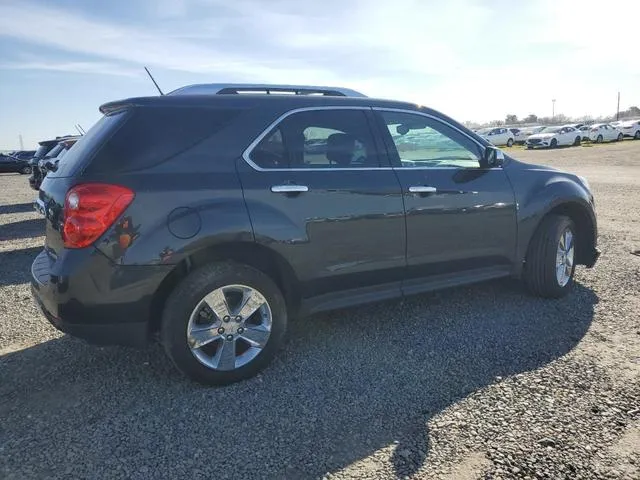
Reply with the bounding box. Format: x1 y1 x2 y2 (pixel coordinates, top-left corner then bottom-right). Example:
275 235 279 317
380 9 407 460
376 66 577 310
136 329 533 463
31 84 599 385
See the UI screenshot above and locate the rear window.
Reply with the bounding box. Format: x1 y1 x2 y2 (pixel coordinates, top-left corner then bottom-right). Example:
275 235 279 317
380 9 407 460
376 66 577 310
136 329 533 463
86 107 240 174
49 112 126 178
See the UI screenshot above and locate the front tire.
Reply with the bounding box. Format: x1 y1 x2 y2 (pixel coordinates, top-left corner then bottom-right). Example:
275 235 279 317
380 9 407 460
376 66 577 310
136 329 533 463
506 138 514 147
574 136 581 146
634 131 640 140
20 166 32 174
161 262 287 386
596 134 603 143
617 133 623 142
550 138 558 148
523 215 576 298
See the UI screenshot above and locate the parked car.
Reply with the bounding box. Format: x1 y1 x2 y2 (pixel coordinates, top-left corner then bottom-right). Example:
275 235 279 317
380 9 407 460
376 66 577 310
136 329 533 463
619 119 640 139
29 138 68 190
516 126 545 144
588 123 624 143
477 127 515 147
578 126 592 142
525 125 582 149
30 137 81 190
38 137 80 175
0 152 32 174
31 83 600 385
11 150 36 161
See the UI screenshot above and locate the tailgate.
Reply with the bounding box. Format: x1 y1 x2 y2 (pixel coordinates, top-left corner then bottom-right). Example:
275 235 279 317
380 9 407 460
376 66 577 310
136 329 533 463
37 176 75 256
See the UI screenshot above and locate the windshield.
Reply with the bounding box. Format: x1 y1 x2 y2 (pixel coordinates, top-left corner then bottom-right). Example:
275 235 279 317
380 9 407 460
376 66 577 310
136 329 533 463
477 128 491 134
540 126 561 133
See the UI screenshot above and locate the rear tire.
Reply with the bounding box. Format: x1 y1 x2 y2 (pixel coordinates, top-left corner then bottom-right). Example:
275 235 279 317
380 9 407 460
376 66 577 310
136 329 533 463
523 215 576 298
20 166 32 175
506 138 514 147
573 136 581 146
161 262 287 386
596 135 603 143
617 133 623 142
635 131 640 140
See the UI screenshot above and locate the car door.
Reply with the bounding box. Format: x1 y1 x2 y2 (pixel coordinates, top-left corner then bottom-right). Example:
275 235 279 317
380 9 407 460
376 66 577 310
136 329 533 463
604 125 616 141
237 107 406 310
372 108 517 295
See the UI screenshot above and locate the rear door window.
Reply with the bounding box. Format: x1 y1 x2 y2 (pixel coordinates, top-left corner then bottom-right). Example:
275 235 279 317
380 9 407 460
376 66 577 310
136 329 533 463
249 109 381 169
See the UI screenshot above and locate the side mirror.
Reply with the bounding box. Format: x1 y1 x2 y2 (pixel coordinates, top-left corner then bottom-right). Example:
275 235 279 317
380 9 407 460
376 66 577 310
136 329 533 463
483 146 505 168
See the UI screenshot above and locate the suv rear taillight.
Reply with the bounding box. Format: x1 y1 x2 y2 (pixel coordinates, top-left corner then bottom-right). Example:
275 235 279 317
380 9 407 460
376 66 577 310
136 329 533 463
63 183 134 249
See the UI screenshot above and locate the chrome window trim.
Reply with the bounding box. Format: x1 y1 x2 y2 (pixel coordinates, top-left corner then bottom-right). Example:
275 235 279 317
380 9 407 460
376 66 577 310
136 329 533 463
242 106 499 172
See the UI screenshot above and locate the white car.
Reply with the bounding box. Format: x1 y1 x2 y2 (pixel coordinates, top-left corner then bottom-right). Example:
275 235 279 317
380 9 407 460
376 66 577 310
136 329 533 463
518 125 545 144
588 123 624 143
525 125 582 149
619 119 640 139
477 127 515 147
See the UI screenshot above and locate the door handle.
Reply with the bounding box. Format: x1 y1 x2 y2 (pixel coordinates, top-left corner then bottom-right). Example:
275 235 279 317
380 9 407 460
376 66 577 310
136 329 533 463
408 186 437 194
271 184 309 193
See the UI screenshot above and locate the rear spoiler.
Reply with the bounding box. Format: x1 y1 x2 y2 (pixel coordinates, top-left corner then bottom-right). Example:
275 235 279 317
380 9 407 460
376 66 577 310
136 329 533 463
99 101 135 115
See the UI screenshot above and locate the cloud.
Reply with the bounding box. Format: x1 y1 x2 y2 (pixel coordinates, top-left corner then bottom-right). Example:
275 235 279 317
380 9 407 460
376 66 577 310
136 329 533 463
0 0 638 121
0 61 140 77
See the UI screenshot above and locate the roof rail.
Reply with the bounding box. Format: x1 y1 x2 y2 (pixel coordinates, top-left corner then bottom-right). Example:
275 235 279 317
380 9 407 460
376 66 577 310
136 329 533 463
167 83 367 98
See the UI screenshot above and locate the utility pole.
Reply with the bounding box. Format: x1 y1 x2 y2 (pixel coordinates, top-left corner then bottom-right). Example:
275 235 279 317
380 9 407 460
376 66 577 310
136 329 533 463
552 99 556 121
616 92 620 121
18 134 24 150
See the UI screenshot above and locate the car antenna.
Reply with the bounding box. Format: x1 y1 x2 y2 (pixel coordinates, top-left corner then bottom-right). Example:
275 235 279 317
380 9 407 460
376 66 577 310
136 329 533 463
74 124 84 136
77 124 86 135
144 66 164 95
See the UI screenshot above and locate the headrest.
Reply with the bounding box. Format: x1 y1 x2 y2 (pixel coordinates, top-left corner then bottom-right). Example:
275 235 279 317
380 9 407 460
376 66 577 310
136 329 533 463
326 133 356 166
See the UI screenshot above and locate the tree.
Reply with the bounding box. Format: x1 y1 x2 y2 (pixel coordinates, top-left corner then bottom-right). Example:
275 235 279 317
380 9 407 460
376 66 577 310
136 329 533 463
524 114 538 124
505 114 518 124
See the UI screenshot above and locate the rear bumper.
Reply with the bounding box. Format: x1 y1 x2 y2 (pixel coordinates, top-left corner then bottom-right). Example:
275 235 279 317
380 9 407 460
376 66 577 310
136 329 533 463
33 289 148 347
30 248 172 347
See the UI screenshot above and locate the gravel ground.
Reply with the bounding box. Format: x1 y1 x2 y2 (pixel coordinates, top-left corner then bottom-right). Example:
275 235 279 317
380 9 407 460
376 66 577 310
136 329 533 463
1 141 639 479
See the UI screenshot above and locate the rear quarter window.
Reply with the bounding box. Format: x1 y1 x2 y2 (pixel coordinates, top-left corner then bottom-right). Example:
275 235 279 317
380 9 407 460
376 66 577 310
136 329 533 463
86 107 240 174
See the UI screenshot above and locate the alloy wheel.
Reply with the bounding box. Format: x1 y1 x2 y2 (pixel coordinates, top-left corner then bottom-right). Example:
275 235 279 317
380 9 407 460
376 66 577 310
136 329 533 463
555 228 575 287
186 284 272 371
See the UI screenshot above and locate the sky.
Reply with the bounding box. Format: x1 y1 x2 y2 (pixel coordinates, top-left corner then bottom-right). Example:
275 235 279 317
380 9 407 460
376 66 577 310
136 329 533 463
1 0 639 149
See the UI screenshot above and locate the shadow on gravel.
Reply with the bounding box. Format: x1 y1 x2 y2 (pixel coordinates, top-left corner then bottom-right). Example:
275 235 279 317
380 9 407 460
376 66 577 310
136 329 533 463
0 203 34 215
0 246 41 286
0 218 44 241
0 280 597 479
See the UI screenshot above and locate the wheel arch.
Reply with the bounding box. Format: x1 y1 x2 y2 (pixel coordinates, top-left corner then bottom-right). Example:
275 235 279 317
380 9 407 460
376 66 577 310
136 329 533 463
148 241 301 335
522 200 597 273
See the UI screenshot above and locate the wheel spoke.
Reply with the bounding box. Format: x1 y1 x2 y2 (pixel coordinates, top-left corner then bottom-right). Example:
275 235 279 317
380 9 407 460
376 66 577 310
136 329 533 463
559 233 566 251
188 326 221 349
564 231 573 252
556 264 566 284
556 249 564 267
240 325 270 347
236 289 267 320
213 339 236 371
203 288 231 321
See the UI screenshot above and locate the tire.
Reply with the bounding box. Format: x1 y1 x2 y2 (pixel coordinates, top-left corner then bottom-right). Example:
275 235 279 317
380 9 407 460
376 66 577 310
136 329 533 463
573 136 581 146
617 133 623 142
635 131 640 140
506 138 514 147
20 166 32 175
161 262 287 386
523 215 576 298
550 138 558 148
596 135 603 143
526 145 533 150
